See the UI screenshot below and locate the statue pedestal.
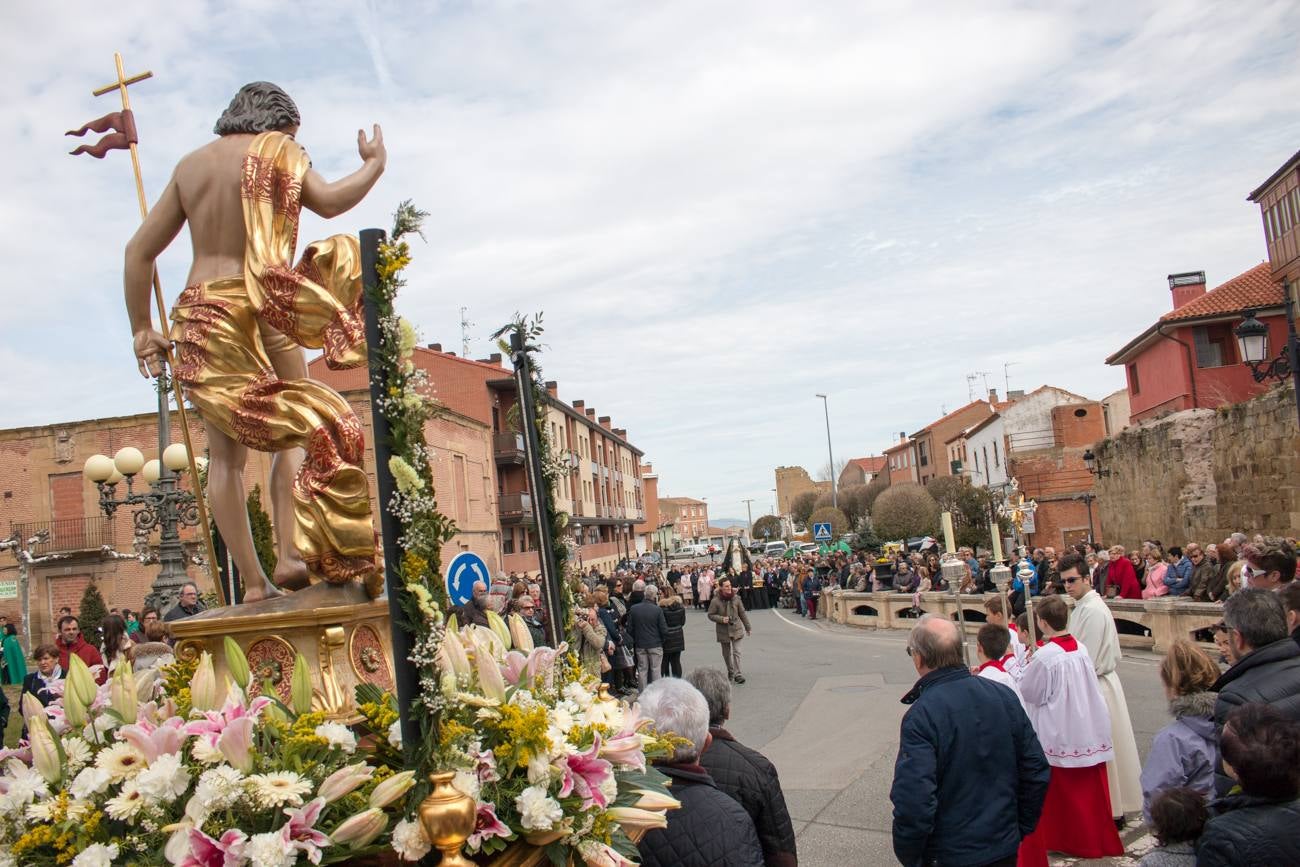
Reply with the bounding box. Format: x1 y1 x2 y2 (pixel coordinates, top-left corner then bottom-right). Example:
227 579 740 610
167 582 396 719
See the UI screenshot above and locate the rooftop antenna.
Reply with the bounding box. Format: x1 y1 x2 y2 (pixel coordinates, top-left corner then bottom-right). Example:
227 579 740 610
1003 361 1019 396
460 306 474 358
966 371 991 402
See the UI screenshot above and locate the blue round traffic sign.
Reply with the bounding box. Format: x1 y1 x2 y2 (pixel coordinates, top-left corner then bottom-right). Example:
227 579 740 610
446 552 490 608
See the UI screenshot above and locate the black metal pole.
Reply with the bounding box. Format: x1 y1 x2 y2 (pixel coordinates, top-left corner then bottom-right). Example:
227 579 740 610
1083 495 1095 544
509 332 564 646
360 227 420 756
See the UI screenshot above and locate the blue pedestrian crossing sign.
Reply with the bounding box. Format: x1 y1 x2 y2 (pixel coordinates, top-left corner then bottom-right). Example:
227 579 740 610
446 551 490 608
812 522 833 542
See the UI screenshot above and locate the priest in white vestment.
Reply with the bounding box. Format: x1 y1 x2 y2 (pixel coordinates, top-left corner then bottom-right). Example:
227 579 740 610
1063 552 1143 821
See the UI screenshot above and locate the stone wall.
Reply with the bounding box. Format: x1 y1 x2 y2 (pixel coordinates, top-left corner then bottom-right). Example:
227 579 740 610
1094 382 1300 546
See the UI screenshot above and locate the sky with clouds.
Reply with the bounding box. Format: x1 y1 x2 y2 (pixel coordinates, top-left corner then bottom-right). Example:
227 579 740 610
2 1 1298 523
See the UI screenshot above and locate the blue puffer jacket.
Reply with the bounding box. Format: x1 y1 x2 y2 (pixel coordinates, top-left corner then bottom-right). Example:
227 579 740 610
1139 691 1217 822
890 666 1051 867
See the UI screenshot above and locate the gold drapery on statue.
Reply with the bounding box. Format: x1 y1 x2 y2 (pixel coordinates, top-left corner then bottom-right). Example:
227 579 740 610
171 131 379 596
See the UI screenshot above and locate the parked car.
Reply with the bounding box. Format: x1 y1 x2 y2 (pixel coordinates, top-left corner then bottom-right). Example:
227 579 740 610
796 542 819 554
639 551 662 566
670 543 708 559
763 541 789 557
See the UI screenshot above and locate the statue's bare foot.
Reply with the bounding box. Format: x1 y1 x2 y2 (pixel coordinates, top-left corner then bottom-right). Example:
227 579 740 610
274 555 311 591
242 577 284 604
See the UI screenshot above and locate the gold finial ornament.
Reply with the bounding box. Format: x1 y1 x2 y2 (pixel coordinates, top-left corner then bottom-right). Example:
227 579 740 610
418 772 476 866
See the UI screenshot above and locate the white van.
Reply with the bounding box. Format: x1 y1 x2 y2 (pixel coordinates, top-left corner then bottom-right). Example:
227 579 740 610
763 541 788 557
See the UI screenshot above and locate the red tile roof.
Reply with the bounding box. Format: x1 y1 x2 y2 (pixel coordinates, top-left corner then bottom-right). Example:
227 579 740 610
1160 262 1282 322
847 456 886 474
911 399 993 437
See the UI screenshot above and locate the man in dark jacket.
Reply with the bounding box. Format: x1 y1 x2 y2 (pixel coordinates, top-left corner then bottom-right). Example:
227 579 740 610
455 580 491 628
890 614 1050 867
687 667 797 867
1187 543 1217 601
636 678 764 867
1197 702 1300 866
628 584 669 691
1211 589 1300 794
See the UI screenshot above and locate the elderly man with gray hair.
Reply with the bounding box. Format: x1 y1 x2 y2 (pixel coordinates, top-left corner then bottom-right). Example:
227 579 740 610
636 678 764 867
890 614 1050 867
628 583 669 691
687 667 797 866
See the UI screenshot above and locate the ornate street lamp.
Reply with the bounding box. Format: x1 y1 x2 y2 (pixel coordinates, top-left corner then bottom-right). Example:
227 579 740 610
1235 296 1300 434
1082 448 1111 478
83 375 205 612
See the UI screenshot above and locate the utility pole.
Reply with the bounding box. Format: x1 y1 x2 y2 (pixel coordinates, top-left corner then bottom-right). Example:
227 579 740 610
1003 361 1018 398
460 306 474 358
741 498 755 538
815 394 837 509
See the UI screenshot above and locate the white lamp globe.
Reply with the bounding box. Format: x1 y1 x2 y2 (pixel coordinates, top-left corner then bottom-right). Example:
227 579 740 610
106 468 124 485
163 443 190 472
84 454 115 483
142 459 162 485
113 447 146 477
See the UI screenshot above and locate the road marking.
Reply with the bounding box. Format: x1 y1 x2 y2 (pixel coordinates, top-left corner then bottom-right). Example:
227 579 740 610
772 608 823 634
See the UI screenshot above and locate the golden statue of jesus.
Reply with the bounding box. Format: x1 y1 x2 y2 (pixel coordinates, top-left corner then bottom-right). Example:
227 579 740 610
124 82 386 602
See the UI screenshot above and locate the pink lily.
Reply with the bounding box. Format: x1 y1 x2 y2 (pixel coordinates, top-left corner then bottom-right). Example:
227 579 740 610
598 732 646 771
557 736 615 809
580 840 637 867
281 797 330 864
616 702 653 737
466 800 512 851
524 643 567 689
473 746 499 783
118 716 186 762
184 694 270 748
217 716 255 773
177 828 247 867
501 651 529 687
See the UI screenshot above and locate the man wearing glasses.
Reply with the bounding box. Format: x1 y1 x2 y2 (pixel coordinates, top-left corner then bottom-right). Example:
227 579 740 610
1063 552 1142 828
164 582 206 623
1187 544 1218 601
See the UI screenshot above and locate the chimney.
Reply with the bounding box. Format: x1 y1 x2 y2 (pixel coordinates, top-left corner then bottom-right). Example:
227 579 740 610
899 431 907 441
613 427 626 439
988 389 999 403
585 408 596 420
545 380 558 397
427 343 442 352
572 400 584 411
489 353 502 365
1008 389 1025 400
1168 271 1207 310
598 415 612 430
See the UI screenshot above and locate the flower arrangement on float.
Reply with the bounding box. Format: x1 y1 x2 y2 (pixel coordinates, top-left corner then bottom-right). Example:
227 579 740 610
0 204 679 866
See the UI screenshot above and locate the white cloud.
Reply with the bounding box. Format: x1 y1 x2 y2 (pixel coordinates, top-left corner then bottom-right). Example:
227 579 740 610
1 1 1297 522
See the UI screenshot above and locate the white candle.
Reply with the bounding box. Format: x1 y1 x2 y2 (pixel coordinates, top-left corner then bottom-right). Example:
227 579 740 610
941 511 956 553
991 525 1003 562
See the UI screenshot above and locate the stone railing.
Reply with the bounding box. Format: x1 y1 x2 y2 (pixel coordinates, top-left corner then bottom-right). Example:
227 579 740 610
820 590 1225 654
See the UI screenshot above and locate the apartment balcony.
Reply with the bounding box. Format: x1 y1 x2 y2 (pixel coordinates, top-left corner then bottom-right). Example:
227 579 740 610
493 432 525 465
10 517 115 555
497 492 534 524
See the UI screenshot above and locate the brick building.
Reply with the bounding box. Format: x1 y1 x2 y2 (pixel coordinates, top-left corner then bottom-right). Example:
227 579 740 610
882 434 917 486
911 400 998 486
1010 402 1106 549
632 463 663 554
1106 265 1288 422
658 497 709 544
838 456 886 489
774 466 830 516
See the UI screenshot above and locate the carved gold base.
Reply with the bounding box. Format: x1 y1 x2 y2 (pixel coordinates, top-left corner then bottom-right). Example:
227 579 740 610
167 582 396 719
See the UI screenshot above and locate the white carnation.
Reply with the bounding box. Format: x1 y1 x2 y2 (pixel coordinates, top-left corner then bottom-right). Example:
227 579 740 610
391 818 432 862
562 682 593 709
245 831 295 867
450 769 480 802
314 722 357 754
515 784 563 831
134 752 191 803
387 720 402 748
70 766 112 800
71 843 119 867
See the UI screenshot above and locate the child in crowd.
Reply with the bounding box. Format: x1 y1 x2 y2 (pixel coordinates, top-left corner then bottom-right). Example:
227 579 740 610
983 596 1025 678
1138 787 1204 866
974 623 1023 705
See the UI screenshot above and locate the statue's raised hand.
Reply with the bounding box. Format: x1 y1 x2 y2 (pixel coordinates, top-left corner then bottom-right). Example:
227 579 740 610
358 124 386 167
133 328 171 378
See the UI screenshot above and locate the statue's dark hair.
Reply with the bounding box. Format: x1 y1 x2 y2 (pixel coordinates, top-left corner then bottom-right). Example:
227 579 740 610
214 82 300 135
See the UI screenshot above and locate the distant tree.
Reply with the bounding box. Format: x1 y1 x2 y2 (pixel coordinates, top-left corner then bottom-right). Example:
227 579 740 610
790 491 819 528
78 580 109 643
808 506 849 539
925 476 1006 550
871 483 940 542
838 484 873 528
861 477 889 513
851 516 883 551
247 484 278 578
818 458 848 486
752 515 783 542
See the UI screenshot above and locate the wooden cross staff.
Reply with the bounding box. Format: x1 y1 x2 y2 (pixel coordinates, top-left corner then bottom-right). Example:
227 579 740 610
72 52 225 604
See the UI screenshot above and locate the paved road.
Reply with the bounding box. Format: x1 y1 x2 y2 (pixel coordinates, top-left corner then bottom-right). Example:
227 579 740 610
674 602 1168 867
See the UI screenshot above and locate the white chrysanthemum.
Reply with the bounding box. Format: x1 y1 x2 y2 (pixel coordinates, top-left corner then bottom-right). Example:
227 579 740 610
188 764 245 821
526 755 553 786
391 818 432 862
25 800 55 821
562 682 593 709
450 769 480 802
387 720 402 748
66 799 93 822
0 766 47 816
70 766 113 800
550 704 576 734
598 772 618 804
104 780 146 822
582 700 622 730
248 770 312 808
70 842 119 867
96 742 147 781
245 831 295 867
515 784 563 831
134 752 190 803
314 722 357 754
63 737 92 772
190 737 224 765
